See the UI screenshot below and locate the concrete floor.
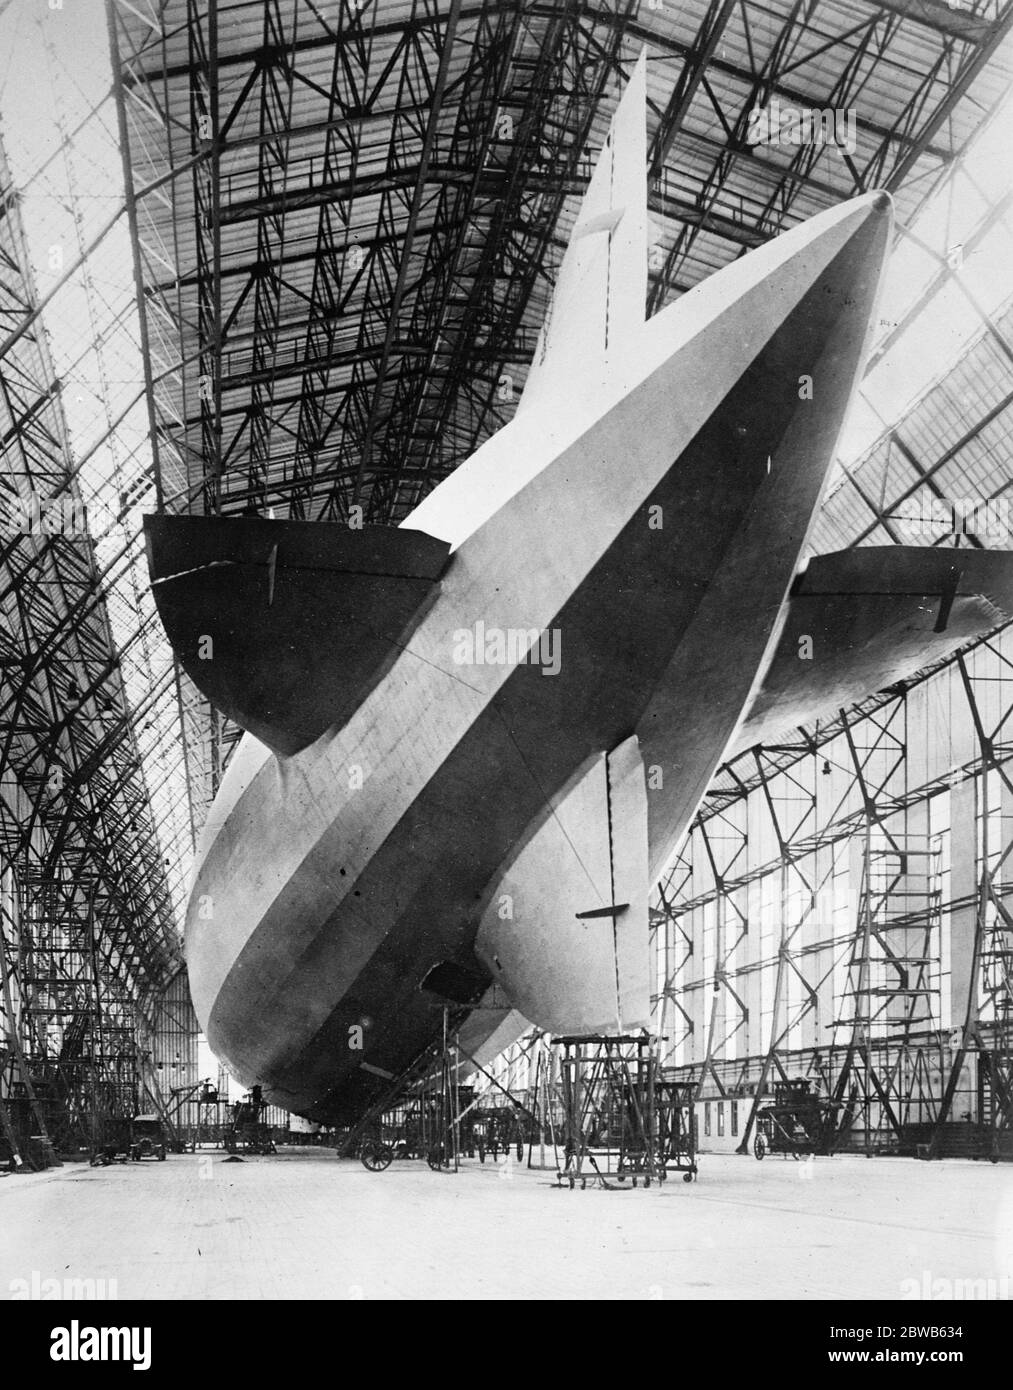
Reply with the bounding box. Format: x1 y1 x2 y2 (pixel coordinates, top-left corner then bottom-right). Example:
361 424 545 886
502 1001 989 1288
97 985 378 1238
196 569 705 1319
2 1149 1011 1300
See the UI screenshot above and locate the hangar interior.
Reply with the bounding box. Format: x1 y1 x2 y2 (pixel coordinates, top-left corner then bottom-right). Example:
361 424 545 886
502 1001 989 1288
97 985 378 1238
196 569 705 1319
1 0 1013 1186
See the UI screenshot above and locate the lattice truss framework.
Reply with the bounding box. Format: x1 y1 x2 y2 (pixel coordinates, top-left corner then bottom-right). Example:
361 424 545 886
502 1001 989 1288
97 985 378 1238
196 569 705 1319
103 0 1013 834
110 0 1013 525
0 128 183 1150
648 625 1013 1154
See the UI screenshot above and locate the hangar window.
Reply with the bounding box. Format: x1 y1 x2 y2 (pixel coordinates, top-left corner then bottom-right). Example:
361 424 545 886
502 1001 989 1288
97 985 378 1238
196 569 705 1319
731 1101 739 1137
717 1102 725 1136
704 1102 711 1137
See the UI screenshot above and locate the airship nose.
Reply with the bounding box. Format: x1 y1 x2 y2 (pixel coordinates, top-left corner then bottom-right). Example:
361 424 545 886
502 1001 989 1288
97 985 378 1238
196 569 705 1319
848 188 893 219
845 188 893 235
784 187 894 314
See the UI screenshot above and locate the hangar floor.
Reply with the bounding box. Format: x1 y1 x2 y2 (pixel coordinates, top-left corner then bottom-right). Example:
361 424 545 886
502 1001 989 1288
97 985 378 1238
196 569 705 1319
2 1151 1010 1301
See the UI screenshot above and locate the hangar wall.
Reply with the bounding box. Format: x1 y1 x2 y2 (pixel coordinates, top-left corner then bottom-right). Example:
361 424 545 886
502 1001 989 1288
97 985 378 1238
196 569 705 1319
655 626 1013 1156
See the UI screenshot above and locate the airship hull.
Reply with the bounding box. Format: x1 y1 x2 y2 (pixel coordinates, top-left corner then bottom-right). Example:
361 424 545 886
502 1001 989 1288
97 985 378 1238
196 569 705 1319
180 192 895 1123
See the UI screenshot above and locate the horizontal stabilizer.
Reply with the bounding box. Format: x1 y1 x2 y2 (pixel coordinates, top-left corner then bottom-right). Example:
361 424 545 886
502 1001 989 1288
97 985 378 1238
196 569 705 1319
737 546 1013 752
144 515 451 757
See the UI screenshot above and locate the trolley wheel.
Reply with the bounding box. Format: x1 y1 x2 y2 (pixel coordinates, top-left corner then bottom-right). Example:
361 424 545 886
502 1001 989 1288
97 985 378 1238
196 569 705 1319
516 1139 524 1162
360 1141 393 1172
644 1176 651 1189
567 1174 575 1190
753 1132 767 1160
791 1150 800 1161
683 1171 694 1184
580 1177 586 1190
426 1146 449 1172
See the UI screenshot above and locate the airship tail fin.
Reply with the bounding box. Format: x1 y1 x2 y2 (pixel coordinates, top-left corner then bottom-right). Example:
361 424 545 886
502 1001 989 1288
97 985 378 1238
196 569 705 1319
603 733 653 1032
144 514 450 758
737 545 1013 753
518 49 648 415
474 734 652 1034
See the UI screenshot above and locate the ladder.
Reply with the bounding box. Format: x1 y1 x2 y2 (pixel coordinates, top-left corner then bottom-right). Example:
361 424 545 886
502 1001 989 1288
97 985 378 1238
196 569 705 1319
830 830 942 1151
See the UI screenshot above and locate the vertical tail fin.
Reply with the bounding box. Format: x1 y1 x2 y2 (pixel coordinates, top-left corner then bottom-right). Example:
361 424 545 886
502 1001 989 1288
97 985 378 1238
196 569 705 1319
605 734 651 1033
473 734 652 1036
519 49 648 414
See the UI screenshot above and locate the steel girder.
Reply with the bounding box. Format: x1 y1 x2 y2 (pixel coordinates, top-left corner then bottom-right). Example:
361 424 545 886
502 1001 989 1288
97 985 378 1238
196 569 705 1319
653 636 1013 1156
645 0 1013 314
0 138 180 1089
389 0 642 520
105 0 1013 836
109 0 1013 524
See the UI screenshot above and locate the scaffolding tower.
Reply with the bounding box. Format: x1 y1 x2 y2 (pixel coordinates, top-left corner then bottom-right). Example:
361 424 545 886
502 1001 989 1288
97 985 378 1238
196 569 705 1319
15 867 138 1154
0 132 191 1166
829 831 943 1154
655 631 1013 1162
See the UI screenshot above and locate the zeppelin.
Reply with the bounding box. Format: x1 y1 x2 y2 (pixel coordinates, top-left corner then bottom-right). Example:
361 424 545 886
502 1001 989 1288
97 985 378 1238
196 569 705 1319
146 55 1013 1125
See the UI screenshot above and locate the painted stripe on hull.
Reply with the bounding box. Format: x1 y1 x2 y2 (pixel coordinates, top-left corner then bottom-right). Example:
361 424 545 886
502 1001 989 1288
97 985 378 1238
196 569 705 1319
191 197 891 1121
